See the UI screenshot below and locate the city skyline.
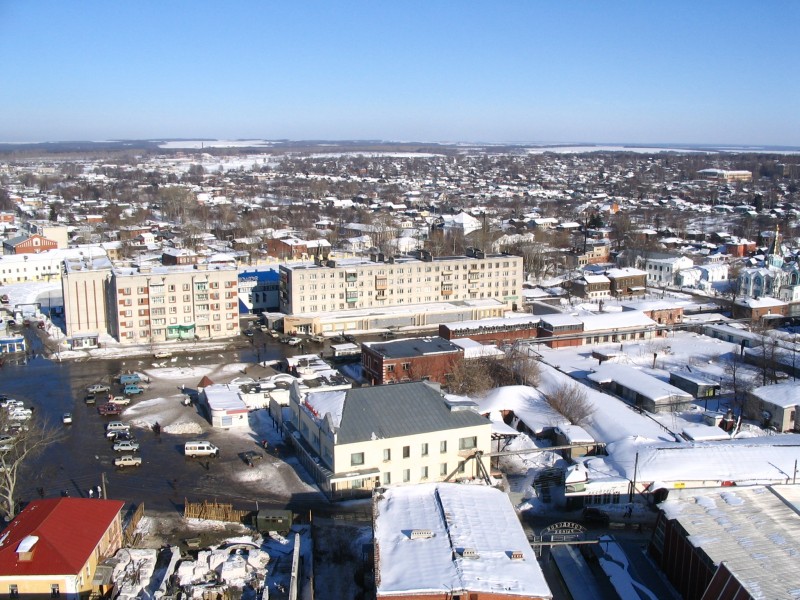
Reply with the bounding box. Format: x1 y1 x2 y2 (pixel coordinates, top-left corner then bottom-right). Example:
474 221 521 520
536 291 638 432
2 1 799 146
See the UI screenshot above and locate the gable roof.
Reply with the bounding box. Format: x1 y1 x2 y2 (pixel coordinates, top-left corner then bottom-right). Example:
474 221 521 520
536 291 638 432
336 382 488 444
0 498 124 576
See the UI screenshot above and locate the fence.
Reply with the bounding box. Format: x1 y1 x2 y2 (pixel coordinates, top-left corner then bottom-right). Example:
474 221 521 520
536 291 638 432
122 503 145 547
183 499 251 524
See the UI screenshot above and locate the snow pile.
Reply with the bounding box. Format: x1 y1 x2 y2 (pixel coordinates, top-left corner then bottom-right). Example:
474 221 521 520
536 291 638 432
163 421 203 435
176 543 269 595
112 548 159 600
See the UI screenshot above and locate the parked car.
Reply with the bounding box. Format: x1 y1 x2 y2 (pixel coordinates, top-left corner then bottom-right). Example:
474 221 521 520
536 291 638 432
87 383 110 394
243 329 255 337
108 395 130 405
153 350 172 359
123 384 144 395
114 455 142 468
108 430 135 443
0 435 14 452
119 374 142 385
62 412 73 425
97 403 122 416
9 408 32 421
309 334 326 343
84 393 97 405
287 337 302 346
113 440 140 453
106 421 130 437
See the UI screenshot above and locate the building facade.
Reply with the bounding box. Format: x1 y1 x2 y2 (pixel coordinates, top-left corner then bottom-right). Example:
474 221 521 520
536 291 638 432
285 381 492 500
63 258 239 344
361 337 463 385
279 250 523 316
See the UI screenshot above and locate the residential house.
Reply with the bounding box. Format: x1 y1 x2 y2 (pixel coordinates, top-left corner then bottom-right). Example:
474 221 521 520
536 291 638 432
641 256 694 287
0 498 125 600
605 267 647 297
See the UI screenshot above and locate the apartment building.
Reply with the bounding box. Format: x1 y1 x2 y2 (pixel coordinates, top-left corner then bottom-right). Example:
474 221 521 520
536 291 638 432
63 257 239 344
285 381 491 500
279 249 523 333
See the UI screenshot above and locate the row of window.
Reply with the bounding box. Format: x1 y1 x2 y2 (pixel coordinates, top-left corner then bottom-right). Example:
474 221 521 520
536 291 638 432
351 437 477 466
294 261 517 280
381 462 461 484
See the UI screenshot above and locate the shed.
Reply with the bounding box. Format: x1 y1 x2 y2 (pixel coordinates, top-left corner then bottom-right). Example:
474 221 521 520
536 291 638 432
669 371 720 398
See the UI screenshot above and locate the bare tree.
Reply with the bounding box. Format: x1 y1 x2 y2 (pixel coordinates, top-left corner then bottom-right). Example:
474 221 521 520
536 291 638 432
722 351 756 414
446 357 494 396
0 413 64 520
545 382 595 426
501 346 541 387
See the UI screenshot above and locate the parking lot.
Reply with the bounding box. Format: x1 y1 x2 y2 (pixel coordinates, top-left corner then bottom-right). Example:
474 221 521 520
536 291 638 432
0 330 329 514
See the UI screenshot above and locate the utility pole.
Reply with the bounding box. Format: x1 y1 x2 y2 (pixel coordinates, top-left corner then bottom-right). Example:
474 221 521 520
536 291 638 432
101 472 107 499
629 452 639 503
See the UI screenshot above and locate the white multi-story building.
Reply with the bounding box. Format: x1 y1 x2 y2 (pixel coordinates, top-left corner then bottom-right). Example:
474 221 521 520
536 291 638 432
279 249 523 334
0 247 108 286
286 381 492 500
62 258 239 344
641 256 694 287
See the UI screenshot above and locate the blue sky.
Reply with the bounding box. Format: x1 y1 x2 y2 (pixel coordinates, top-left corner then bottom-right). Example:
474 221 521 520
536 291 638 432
2 1 798 145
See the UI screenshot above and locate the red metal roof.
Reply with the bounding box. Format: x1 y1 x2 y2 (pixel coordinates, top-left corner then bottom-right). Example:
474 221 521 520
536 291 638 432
0 498 124 576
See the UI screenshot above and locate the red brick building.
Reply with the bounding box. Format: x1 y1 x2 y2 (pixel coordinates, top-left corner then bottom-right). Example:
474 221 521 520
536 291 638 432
362 337 463 385
439 316 540 345
732 297 789 321
2 234 58 255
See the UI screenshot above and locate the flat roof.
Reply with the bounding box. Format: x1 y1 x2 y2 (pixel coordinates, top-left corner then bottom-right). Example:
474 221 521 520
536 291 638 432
363 336 461 358
374 483 551 597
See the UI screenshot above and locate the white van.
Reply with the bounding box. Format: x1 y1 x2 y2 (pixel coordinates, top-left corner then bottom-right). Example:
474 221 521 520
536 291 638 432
184 441 219 458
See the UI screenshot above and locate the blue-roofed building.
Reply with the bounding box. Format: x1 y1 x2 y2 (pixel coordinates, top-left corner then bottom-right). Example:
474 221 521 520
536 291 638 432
238 267 280 314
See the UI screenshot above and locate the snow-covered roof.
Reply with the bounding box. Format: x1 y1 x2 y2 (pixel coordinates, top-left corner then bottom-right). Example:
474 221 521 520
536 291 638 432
605 435 800 483
555 424 594 444
580 311 656 332
659 486 800 599
202 384 248 412
374 483 551 597
476 385 568 435
749 382 800 408
587 364 692 402
449 338 506 359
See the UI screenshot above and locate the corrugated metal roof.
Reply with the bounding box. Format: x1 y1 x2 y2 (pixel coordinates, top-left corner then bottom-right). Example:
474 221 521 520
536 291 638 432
337 383 488 444
662 486 800 599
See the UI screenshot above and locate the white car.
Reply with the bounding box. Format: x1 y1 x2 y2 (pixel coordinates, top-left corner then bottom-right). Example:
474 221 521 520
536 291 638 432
114 455 142 468
0 435 13 452
108 396 130 406
287 337 302 346
87 383 110 394
113 440 140 453
62 412 73 425
105 421 130 437
153 350 173 359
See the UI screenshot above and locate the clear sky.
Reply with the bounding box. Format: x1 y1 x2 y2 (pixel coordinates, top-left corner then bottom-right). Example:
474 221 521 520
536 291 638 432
1 1 798 145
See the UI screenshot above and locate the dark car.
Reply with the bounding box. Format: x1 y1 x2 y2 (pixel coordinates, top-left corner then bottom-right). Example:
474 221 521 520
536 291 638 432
97 403 123 416
84 393 97 405
582 507 610 525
